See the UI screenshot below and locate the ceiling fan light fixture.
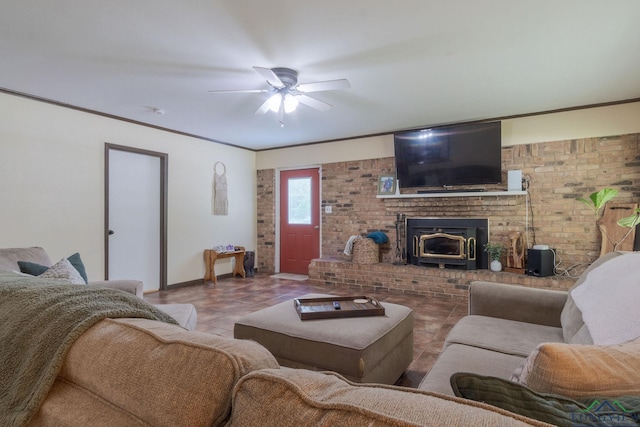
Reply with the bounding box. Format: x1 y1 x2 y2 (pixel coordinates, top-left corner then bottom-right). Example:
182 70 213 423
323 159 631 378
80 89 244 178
268 93 282 112
283 94 298 113
210 66 349 119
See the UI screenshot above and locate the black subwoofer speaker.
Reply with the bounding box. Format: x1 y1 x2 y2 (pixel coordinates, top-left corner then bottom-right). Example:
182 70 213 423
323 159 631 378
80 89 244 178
526 249 554 277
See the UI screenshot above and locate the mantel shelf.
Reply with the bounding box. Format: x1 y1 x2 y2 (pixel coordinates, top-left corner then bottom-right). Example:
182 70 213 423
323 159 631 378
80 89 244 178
377 190 527 199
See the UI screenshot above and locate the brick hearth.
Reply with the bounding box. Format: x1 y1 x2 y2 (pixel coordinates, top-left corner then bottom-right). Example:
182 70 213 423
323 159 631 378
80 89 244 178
309 258 576 300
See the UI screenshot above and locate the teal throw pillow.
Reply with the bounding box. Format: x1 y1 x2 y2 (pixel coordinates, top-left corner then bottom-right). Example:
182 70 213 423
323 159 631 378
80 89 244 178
18 252 88 284
17 261 48 277
66 253 88 284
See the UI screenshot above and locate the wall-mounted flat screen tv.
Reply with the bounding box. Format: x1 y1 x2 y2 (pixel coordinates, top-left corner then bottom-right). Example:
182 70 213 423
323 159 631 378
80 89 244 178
394 121 502 189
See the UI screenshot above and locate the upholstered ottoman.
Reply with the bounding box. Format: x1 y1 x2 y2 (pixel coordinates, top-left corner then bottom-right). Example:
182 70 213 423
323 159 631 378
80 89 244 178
234 294 413 384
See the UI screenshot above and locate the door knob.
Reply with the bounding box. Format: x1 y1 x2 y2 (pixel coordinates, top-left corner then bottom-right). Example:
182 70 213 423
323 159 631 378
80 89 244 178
314 226 319 229
108 230 115 236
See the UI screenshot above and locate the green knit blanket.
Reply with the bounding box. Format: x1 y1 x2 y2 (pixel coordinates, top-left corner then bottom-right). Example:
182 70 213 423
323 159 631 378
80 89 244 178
0 272 178 427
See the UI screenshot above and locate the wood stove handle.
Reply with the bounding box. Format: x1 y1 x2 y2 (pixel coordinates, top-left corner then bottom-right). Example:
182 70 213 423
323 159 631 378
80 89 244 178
413 235 419 258
468 237 476 261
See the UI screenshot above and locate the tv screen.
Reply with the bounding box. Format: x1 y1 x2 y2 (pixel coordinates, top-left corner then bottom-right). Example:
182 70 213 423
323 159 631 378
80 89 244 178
394 121 502 189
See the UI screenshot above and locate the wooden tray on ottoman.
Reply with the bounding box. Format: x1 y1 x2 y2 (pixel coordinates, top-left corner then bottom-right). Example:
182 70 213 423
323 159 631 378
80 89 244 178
293 296 385 320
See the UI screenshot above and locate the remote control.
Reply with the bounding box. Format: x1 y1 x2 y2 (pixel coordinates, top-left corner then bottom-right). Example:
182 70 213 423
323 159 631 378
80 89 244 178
333 301 341 310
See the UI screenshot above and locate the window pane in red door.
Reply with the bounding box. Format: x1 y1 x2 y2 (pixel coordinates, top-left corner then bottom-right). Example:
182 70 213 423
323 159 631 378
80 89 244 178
288 177 311 225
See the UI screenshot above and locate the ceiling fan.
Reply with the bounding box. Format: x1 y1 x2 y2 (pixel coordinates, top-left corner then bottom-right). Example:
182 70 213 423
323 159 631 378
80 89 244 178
209 66 350 126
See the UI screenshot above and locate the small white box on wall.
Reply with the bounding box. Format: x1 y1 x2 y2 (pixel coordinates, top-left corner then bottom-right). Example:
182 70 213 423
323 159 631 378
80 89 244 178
507 170 523 191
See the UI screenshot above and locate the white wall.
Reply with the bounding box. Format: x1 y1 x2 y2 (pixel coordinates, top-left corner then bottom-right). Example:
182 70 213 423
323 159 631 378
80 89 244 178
0 92 256 285
256 101 640 170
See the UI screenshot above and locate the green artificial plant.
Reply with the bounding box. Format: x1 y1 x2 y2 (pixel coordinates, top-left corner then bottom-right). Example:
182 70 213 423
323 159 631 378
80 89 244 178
576 188 619 219
577 188 640 250
483 242 504 261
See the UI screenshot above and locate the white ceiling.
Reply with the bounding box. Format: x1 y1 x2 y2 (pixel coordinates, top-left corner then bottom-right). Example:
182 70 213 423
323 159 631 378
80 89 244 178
2 1 639 151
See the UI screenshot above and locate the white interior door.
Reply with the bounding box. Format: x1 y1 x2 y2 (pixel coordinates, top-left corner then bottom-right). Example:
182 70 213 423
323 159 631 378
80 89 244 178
108 148 161 292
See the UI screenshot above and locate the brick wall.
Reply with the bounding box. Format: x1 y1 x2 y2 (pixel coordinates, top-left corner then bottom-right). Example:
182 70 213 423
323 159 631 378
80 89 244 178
257 132 639 282
256 168 276 274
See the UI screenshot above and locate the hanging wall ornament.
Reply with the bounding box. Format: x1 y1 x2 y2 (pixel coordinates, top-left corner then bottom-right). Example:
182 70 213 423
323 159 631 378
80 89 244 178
212 161 228 215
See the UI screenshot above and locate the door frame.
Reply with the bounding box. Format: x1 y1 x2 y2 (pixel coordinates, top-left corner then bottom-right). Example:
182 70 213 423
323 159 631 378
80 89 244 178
104 143 169 290
275 165 322 273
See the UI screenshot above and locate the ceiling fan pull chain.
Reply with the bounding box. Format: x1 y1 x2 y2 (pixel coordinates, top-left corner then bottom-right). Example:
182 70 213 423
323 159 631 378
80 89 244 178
278 105 285 128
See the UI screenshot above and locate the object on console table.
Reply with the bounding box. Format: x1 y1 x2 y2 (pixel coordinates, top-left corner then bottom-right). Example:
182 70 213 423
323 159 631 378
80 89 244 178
204 246 246 285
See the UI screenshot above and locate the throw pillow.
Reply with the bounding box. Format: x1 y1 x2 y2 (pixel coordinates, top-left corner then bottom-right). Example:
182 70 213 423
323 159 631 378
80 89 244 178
38 258 86 285
18 252 88 283
569 252 640 345
510 339 640 400
560 251 621 344
450 373 639 427
16 261 48 277
66 252 88 283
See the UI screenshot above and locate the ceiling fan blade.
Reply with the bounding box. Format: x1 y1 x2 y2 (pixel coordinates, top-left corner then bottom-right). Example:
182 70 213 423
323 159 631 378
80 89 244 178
253 66 284 87
297 79 350 93
297 94 332 111
254 98 272 115
208 89 269 94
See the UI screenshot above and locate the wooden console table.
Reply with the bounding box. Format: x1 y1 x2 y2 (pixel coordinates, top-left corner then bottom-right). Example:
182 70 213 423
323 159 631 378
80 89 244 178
204 246 246 284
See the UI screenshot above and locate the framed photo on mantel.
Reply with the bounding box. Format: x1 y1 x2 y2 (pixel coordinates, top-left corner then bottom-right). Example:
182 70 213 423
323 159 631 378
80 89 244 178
378 174 396 195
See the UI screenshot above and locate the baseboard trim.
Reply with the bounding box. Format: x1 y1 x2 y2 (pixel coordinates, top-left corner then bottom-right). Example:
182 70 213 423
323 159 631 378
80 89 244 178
166 269 259 289
166 279 204 289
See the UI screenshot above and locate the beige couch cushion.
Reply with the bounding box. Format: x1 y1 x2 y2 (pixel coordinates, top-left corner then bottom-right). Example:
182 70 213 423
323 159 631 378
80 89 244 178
33 318 279 427
445 315 564 357
0 247 51 272
511 338 640 399
29 378 154 427
419 343 526 396
229 368 550 426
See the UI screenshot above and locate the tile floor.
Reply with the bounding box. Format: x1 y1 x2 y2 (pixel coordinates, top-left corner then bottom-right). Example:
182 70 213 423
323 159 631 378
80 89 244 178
144 273 468 388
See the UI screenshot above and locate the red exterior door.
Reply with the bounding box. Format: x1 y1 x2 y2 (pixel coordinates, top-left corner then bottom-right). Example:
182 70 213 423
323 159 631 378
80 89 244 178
279 168 320 274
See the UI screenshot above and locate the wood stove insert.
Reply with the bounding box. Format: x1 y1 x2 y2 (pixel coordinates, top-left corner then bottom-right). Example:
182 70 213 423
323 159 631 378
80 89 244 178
406 217 489 270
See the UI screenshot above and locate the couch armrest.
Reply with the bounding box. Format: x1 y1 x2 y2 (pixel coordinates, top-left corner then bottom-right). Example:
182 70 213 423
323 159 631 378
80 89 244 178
230 368 545 426
469 281 567 327
88 280 144 299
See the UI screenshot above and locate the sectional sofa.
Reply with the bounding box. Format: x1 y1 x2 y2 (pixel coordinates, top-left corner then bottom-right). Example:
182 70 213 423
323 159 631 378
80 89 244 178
2 247 639 426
